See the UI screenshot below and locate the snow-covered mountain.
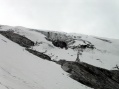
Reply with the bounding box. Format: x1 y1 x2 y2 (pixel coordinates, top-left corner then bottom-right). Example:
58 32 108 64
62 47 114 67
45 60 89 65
0 25 119 89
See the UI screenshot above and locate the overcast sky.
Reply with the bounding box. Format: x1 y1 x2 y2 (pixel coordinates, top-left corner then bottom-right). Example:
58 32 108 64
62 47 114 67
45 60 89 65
0 0 119 39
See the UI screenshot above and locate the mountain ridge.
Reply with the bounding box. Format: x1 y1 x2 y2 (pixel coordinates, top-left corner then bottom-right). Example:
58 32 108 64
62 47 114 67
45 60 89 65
0 25 119 89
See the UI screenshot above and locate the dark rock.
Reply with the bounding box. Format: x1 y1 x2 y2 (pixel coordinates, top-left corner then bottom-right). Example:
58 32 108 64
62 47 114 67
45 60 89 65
52 40 68 49
70 44 95 50
80 45 87 49
87 44 95 49
56 59 67 65
80 44 95 50
26 49 51 61
0 31 34 48
61 61 119 89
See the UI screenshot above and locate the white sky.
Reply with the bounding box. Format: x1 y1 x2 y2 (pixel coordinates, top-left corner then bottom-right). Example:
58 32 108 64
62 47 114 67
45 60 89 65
0 0 119 39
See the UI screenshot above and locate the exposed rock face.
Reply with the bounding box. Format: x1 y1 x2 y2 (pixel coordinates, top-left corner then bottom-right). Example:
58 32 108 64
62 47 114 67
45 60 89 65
61 61 119 89
0 31 34 48
39 31 72 42
26 49 51 61
56 59 67 65
52 40 68 49
35 30 74 48
1 28 119 89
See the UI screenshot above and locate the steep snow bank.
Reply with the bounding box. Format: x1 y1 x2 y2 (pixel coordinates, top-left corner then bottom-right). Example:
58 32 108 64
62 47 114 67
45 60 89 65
0 34 91 89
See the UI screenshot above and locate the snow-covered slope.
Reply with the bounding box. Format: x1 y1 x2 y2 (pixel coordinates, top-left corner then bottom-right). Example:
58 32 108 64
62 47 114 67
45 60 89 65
0 25 119 89
0 33 91 89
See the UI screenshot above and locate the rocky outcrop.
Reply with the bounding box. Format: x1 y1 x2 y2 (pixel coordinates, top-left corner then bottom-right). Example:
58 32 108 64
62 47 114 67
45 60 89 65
61 61 119 89
52 40 68 49
1 29 119 89
26 49 51 61
0 31 34 48
34 30 74 49
0 30 52 61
